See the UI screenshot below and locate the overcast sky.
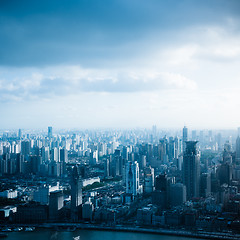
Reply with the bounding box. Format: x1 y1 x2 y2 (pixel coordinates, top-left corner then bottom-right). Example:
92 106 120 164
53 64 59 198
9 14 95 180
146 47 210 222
0 0 240 130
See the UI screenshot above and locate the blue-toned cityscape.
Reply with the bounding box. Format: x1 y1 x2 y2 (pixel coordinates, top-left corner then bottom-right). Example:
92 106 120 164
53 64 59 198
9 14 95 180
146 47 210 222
0 126 240 239
1 0 240 239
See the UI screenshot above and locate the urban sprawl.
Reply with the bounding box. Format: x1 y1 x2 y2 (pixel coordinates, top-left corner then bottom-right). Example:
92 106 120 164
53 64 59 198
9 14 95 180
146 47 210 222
0 126 240 237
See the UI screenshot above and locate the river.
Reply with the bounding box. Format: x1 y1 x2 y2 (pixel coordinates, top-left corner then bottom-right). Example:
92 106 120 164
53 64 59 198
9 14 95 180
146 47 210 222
4 229 205 240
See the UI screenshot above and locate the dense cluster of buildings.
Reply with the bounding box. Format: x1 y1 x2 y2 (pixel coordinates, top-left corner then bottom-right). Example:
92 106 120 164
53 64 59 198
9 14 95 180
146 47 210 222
0 126 240 233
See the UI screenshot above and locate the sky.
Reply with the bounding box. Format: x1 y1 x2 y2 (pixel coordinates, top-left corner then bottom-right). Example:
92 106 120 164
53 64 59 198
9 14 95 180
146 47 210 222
0 0 240 130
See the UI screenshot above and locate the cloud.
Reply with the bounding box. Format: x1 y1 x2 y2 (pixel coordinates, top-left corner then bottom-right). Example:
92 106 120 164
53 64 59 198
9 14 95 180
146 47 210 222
0 66 197 102
0 1 240 67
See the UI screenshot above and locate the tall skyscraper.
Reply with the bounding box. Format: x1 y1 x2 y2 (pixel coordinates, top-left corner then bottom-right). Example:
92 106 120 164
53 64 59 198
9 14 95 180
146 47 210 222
182 126 188 152
183 141 200 200
18 129 22 139
48 126 53 139
236 136 240 164
71 166 82 221
126 161 140 196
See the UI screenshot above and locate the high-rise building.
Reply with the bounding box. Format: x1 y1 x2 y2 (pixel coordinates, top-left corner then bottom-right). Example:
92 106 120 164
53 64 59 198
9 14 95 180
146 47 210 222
48 126 53 139
71 166 82 221
126 161 140 196
236 136 240 163
170 183 186 207
104 157 110 177
182 126 188 152
49 190 64 221
18 129 22 139
183 141 200 200
144 166 154 193
60 148 68 163
21 140 30 156
168 137 175 161
200 172 211 198
51 147 59 162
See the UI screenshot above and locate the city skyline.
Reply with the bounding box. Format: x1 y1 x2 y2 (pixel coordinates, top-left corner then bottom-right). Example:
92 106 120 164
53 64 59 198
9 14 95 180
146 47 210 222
1 1 240 129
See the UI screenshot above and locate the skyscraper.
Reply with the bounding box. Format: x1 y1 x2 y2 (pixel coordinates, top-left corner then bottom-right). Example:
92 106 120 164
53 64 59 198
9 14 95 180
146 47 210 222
126 161 140 196
236 136 240 164
182 126 188 152
183 141 200 200
18 129 22 139
71 166 82 221
48 126 53 139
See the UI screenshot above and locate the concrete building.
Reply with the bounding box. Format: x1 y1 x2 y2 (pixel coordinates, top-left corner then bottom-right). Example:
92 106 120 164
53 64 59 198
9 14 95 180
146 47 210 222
71 166 82 221
183 141 200 200
126 161 140 196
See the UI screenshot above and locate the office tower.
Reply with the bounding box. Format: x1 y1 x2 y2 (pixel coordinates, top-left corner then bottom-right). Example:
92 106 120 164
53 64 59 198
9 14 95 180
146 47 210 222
104 157 110 177
168 137 175 161
21 140 30 156
111 149 123 176
51 147 59 162
155 173 168 191
48 126 53 139
90 150 98 165
182 126 188 152
48 161 61 177
16 153 24 174
18 129 22 139
153 173 173 209
217 163 233 185
126 161 140 196
183 141 200 200
71 166 82 221
200 172 211 198
159 138 168 162
60 148 68 175
144 166 154 193
30 155 42 174
174 137 179 158
41 147 50 162
170 183 186 207
60 148 68 163
49 190 64 221
236 136 240 164
122 146 129 161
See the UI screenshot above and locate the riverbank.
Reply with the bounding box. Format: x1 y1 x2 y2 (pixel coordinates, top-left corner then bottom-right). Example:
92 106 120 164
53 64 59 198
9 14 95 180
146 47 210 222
2 223 240 240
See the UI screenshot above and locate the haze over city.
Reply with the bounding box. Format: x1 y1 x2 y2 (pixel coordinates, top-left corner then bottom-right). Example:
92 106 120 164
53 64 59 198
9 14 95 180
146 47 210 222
0 0 240 129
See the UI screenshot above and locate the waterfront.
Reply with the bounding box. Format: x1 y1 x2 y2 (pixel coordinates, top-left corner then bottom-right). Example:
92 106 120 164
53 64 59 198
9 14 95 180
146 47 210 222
3 229 205 240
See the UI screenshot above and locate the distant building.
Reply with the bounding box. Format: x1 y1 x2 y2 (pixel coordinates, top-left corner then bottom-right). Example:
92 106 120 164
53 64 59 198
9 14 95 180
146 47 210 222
18 129 22 139
48 126 53 139
182 126 188 152
235 136 240 164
